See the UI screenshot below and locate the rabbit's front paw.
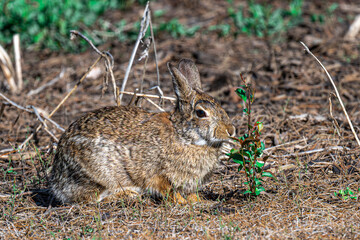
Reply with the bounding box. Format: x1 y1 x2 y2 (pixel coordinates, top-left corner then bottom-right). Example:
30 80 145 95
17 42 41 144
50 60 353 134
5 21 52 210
186 193 202 203
167 192 187 205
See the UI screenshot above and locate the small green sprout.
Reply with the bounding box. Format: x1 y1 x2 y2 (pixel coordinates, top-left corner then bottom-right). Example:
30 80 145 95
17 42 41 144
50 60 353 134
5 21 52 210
228 74 276 196
334 187 359 200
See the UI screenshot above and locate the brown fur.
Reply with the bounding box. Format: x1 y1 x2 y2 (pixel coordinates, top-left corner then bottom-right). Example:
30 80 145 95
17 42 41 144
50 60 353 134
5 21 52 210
50 59 235 204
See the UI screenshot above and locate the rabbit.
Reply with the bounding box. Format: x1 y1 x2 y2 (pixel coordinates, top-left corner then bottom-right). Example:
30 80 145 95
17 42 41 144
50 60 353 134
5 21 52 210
50 59 236 204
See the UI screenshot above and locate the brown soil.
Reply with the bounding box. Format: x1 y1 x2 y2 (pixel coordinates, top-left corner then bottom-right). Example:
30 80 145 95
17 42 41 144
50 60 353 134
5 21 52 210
1 0 360 239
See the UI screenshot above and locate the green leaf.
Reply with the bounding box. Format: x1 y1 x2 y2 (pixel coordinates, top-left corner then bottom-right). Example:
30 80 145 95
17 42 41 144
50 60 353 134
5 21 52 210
346 187 354 195
255 178 262 186
262 172 275 179
235 88 247 102
243 190 252 194
233 159 244 165
255 187 265 195
255 161 264 169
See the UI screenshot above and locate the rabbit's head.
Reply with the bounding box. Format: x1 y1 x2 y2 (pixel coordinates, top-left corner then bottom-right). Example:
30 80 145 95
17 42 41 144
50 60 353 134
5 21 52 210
168 59 236 148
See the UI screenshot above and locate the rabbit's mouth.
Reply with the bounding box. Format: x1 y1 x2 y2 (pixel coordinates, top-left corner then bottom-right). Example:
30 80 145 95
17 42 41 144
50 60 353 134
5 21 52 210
208 137 231 148
194 135 229 148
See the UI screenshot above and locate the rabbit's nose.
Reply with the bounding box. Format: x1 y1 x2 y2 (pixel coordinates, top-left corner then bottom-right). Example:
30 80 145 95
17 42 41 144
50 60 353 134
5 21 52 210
226 125 236 137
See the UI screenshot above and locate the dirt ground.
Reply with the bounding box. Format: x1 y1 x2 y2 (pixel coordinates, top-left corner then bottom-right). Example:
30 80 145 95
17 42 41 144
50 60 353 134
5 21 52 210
1 0 360 239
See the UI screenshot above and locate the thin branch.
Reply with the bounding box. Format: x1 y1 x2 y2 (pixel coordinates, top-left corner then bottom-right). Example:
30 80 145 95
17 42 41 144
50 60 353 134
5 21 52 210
0 93 65 132
328 93 342 137
300 41 360 147
139 37 151 94
27 68 66 96
118 91 176 101
30 105 47 128
18 56 102 150
70 30 102 56
70 30 118 105
0 93 64 145
271 146 350 158
128 88 139 106
144 97 165 112
149 10 160 87
0 92 30 112
264 138 308 153
119 1 150 104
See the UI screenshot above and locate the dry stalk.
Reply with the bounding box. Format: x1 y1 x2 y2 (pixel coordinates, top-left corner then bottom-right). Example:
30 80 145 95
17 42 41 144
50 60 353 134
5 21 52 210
0 93 64 132
344 14 360 40
264 138 308 153
139 37 151 94
27 68 66 97
144 97 165 112
70 30 118 105
0 94 65 152
300 41 360 147
272 146 350 158
13 34 23 91
0 44 17 93
329 93 342 138
118 91 176 101
149 10 160 87
128 88 139 106
119 1 150 104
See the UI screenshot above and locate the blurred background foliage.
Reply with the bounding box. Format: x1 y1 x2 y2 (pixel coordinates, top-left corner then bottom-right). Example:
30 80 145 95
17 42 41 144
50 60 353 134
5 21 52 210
0 0 337 52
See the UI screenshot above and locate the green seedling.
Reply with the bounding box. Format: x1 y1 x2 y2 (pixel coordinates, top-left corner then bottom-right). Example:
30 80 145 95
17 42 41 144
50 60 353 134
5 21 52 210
227 0 303 38
334 187 359 200
228 75 275 196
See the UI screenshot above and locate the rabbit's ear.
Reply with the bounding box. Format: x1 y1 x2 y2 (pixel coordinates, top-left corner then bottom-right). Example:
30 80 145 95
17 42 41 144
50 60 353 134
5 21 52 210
167 62 193 101
178 59 202 90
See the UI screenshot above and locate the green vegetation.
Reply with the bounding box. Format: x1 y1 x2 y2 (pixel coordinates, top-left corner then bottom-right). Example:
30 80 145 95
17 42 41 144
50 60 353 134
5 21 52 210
208 0 303 38
0 0 135 51
334 187 359 200
227 0 303 37
228 76 275 196
0 0 200 52
310 3 338 24
157 18 199 38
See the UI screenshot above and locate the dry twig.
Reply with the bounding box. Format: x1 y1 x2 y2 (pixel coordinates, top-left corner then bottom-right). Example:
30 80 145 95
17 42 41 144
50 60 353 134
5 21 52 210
13 34 23 91
27 68 66 97
344 14 360 40
0 44 17 93
272 146 350 158
119 1 150 104
18 56 102 150
118 91 176 101
0 93 65 147
300 41 360 147
70 30 118 105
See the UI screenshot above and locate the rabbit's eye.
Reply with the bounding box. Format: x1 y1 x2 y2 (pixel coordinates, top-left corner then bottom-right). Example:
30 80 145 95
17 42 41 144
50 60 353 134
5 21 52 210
195 109 207 118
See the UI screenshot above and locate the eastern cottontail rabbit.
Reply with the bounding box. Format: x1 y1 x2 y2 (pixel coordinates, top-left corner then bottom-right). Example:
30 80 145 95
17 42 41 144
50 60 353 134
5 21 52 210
50 59 235 204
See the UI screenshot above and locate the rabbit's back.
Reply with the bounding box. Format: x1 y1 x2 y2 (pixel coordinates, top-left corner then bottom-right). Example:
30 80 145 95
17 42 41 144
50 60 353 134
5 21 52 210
50 106 176 202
